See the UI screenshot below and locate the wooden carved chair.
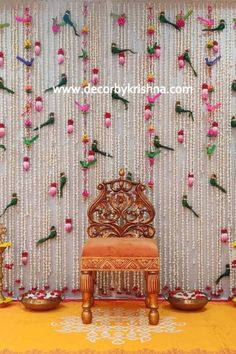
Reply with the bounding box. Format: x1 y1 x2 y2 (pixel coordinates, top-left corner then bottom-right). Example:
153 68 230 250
80 169 159 325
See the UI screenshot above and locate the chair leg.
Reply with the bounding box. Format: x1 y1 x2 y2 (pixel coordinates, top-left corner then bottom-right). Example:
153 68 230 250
144 272 150 308
81 271 93 324
146 271 159 325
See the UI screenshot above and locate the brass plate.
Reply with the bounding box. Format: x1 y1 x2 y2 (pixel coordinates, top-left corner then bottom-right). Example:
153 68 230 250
21 296 62 311
168 296 208 311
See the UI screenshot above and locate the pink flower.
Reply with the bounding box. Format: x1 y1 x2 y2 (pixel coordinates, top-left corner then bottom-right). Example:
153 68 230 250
82 189 89 198
117 15 126 26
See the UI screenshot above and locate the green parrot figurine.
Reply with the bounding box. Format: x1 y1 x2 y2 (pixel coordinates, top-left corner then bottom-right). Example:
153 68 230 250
153 135 174 151
23 135 39 147
0 77 14 94
0 193 18 218
183 50 197 77
159 11 180 31
209 174 227 193
207 143 216 157
175 101 194 121
215 264 230 284
231 80 236 92
36 226 57 245
44 73 67 92
112 88 129 110
111 43 136 54
92 140 113 158
59 172 67 198
182 195 199 218
80 160 97 169
231 116 236 128
0 144 6 151
62 10 80 36
126 172 133 181
202 19 226 32
78 49 88 60
33 113 55 131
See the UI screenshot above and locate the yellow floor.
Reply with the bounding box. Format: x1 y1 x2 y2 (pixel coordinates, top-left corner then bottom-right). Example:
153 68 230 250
0 300 236 354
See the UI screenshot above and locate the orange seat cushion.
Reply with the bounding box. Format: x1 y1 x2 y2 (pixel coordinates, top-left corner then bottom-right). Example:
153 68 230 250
82 238 158 258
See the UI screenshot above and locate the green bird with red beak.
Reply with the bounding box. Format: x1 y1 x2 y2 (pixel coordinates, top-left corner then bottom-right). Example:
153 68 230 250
0 193 18 218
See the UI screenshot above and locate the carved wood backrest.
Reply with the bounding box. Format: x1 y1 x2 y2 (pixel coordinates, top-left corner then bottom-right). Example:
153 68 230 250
87 169 155 238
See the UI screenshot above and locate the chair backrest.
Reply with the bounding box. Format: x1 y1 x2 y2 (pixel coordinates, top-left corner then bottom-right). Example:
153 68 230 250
87 169 155 238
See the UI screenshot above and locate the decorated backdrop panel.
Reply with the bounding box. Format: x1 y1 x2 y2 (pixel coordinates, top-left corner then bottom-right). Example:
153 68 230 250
0 0 236 299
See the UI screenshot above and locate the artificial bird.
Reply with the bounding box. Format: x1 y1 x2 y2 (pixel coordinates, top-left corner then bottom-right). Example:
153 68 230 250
159 11 180 31
126 172 133 181
231 116 236 128
209 174 227 193
16 56 34 66
112 88 129 110
0 77 14 94
62 10 80 36
205 55 221 66
202 19 226 32
44 73 67 92
146 150 161 158
0 145 6 151
183 50 197 77
231 80 236 92
111 43 136 54
59 172 67 198
23 135 39 147
215 264 230 284
91 140 113 158
182 195 199 218
78 49 88 60
0 193 18 218
33 113 55 131
36 226 57 245
153 135 174 151
175 101 194 121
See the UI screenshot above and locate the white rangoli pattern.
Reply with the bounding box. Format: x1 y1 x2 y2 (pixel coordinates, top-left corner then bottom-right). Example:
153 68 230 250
51 307 186 345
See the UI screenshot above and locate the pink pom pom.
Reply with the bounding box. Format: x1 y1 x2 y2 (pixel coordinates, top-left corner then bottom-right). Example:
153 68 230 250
0 52 4 67
82 189 89 198
213 45 219 53
188 173 194 188
0 123 5 138
67 119 74 134
207 127 214 137
147 180 154 188
154 46 160 59
178 55 185 69
88 150 95 162
144 105 152 120
220 230 229 243
201 88 209 101
212 122 219 137
22 251 28 265
24 118 32 127
23 156 30 171
177 129 184 144
34 42 41 56
49 183 57 197
35 96 43 112
64 218 72 233
119 52 125 65
57 48 64 64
